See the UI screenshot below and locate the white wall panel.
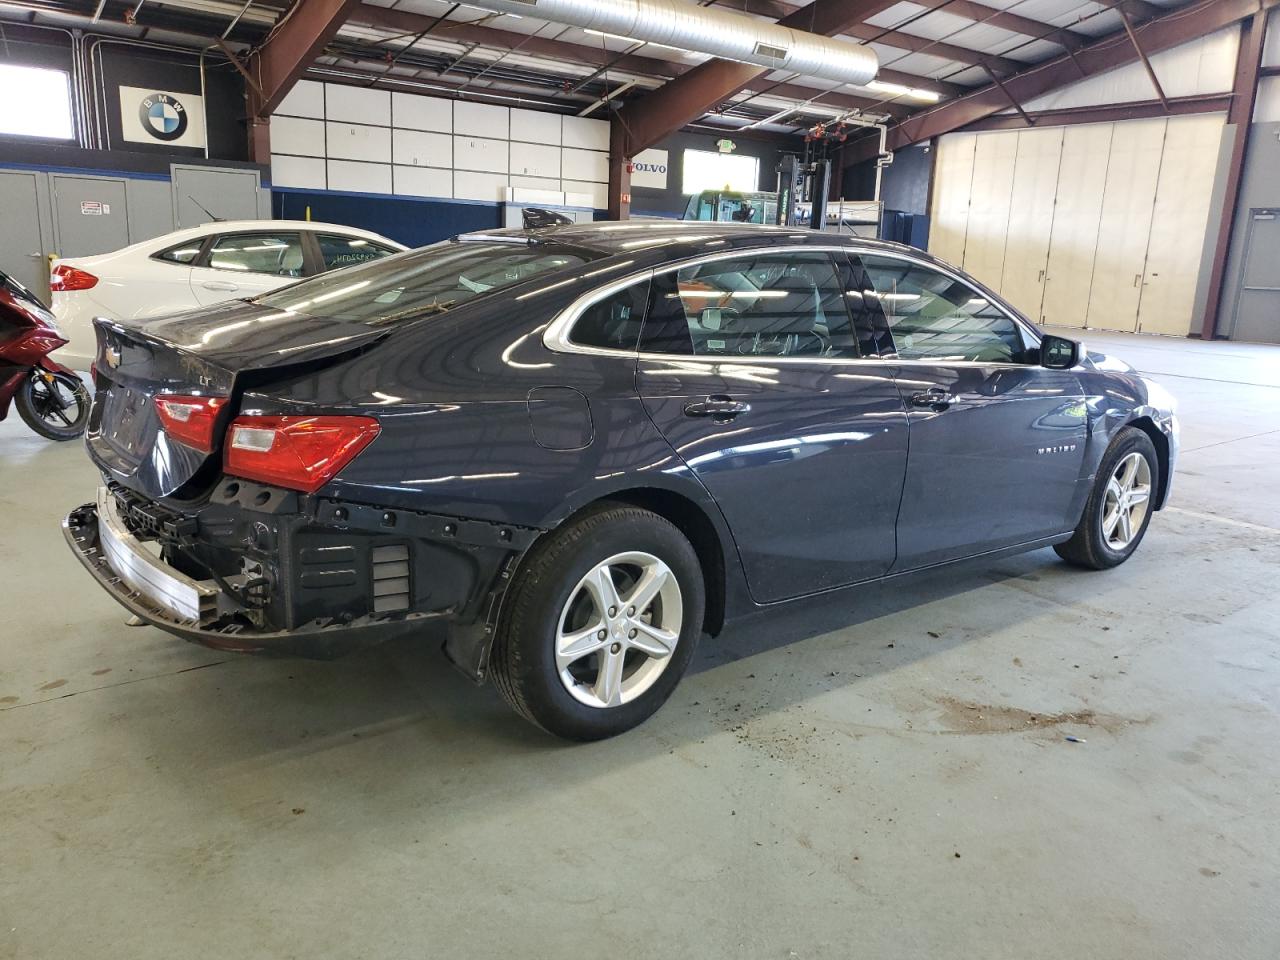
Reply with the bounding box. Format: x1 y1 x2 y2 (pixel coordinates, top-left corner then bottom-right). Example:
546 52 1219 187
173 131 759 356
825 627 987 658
1085 118 1166 332
276 80 324 120
928 132 977 266
1041 123 1113 329
326 122 391 163
271 116 325 158
561 149 608 183
392 91 451 132
510 185 565 205
327 159 392 195
271 154 326 189
1265 10 1280 67
454 171 509 202
454 136 508 173
1137 114 1226 336
393 129 451 168
999 126 1063 320
561 115 609 151
960 130 1017 293
510 176 562 193
325 86 391 126
393 165 452 199
510 142 561 179
510 107 561 145
1023 28 1239 111
1256 76 1280 123
562 179 607 209
269 82 611 207
454 101 509 139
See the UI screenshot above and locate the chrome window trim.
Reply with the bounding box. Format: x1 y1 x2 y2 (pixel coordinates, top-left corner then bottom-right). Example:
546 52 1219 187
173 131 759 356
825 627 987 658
542 242 1043 367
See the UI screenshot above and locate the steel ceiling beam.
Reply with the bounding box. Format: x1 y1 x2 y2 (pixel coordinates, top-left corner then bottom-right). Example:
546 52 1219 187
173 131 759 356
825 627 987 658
1119 7 1169 111
844 0 1280 163
1199 9 1270 340
247 0 359 137
960 93 1234 131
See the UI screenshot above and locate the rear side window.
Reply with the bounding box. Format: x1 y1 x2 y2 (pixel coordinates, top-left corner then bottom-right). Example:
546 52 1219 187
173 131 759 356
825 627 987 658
315 233 399 271
207 232 306 277
858 254 1031 363
154 241 204 265
569 279 650 351
641 252 859 359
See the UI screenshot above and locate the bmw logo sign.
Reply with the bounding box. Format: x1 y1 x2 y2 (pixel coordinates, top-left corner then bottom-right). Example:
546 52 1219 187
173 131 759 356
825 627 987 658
139 92 187 141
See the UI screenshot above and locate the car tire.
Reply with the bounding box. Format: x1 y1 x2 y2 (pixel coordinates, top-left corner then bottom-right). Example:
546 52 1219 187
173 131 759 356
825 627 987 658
490 501 704 741
1055 427 1159 570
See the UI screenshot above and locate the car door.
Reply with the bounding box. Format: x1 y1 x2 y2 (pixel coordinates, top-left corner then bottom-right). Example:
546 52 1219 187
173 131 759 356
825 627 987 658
857 252 1087 571
634 248 910 604
190 230 308 306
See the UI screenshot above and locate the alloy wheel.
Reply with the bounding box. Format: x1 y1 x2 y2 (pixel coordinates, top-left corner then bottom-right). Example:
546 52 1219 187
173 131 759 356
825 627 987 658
555 551 683 709
1101 451 1152 550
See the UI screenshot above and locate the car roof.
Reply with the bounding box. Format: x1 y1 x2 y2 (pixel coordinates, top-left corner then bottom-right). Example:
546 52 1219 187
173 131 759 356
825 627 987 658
458 221 919 262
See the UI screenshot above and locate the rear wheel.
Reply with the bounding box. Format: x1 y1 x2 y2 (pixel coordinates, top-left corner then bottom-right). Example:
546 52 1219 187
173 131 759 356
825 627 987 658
491 502 704 740
16 369 90 441
1055 427 1158 570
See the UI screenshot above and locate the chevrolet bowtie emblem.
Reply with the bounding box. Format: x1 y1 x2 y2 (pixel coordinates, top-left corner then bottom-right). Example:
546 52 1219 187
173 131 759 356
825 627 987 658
104 345 121 368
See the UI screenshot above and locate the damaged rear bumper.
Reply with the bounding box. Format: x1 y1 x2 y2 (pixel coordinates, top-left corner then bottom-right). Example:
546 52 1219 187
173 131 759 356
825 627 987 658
63 483 538 668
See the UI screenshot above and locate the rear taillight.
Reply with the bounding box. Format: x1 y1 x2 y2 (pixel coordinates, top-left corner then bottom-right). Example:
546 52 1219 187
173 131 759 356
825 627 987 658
49 265 99 291
224 415 381 493
154 395 228 452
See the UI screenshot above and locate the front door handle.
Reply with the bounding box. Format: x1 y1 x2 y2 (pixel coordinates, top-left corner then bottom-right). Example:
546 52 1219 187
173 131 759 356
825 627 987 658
684 395 751 421
909 388 952 412
202 280 240 292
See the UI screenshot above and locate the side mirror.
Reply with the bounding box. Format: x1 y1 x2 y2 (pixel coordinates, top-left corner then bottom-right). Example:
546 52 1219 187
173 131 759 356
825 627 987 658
1040 334 1081 370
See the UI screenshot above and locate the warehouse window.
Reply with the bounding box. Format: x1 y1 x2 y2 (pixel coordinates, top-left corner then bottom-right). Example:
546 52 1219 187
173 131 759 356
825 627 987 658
0 64 74 140
681 149 759 194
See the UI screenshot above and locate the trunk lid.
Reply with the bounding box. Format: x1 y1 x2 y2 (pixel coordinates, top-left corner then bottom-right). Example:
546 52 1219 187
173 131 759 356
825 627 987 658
87 300 389 499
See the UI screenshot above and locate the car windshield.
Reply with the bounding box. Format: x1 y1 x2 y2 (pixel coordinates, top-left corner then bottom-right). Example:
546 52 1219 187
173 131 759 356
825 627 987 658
0 270 46 310
252 239 599 325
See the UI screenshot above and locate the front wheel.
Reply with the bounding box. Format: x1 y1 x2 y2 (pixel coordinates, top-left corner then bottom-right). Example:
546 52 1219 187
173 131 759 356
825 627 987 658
15 369 90 441
491 502 705 740
1055 427 1158 570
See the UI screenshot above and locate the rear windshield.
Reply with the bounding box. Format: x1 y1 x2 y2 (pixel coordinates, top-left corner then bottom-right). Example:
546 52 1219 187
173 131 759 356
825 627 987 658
252 239 599 324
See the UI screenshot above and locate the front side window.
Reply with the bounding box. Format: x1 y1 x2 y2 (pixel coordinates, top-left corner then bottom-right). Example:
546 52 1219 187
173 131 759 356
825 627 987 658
254 240 598 325
315 233 399 271
641 252 859 359
207 232 306 277
858 255 1031 363
569 279 651 351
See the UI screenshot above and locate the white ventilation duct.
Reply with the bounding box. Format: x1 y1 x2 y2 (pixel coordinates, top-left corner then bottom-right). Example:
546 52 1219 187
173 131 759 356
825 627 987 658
467 0 879 88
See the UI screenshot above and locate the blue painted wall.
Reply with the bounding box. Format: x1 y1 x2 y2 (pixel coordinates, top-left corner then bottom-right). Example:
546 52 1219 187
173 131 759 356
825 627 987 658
272 188 505 248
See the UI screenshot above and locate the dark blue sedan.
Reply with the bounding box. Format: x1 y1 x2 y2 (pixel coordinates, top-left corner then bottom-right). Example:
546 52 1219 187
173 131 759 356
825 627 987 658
65 222 1178 739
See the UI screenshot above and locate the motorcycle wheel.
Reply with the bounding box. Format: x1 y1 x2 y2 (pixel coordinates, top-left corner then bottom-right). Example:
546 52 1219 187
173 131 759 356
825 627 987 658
16 369 90 441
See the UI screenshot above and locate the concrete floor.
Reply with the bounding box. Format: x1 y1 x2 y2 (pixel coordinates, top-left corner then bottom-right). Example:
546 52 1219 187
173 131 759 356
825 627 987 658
2 329 1278 960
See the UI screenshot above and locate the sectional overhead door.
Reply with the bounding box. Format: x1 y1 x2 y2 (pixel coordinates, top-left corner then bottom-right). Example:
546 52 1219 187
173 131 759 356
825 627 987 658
928 114 1226 336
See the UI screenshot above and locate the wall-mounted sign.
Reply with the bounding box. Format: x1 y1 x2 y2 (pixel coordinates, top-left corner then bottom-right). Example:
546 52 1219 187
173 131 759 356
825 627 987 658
80 201 111 216
119 86 206 148
631 148 668 190
716 139 737 154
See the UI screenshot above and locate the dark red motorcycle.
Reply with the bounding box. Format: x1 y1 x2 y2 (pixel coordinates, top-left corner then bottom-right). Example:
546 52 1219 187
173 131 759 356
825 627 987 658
0 268 90 441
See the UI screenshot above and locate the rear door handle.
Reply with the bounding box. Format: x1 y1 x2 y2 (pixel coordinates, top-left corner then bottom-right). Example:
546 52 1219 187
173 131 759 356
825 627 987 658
202 280 239 292
684 396 751 421
909 388 952 412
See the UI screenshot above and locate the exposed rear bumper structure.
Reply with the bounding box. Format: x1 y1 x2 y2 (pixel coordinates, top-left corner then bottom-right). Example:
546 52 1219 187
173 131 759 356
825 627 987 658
63 483 538 666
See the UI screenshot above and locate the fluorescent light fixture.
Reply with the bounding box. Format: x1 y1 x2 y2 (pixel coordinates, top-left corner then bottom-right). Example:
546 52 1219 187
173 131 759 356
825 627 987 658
866 80 941 103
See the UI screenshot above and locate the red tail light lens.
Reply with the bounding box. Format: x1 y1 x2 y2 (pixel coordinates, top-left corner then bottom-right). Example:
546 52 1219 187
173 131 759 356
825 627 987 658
50 265 99 291
154 395 228 452
224 416 381 493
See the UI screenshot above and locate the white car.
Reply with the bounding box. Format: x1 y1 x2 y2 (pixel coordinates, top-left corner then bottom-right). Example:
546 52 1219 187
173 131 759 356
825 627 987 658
50 220 406 368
